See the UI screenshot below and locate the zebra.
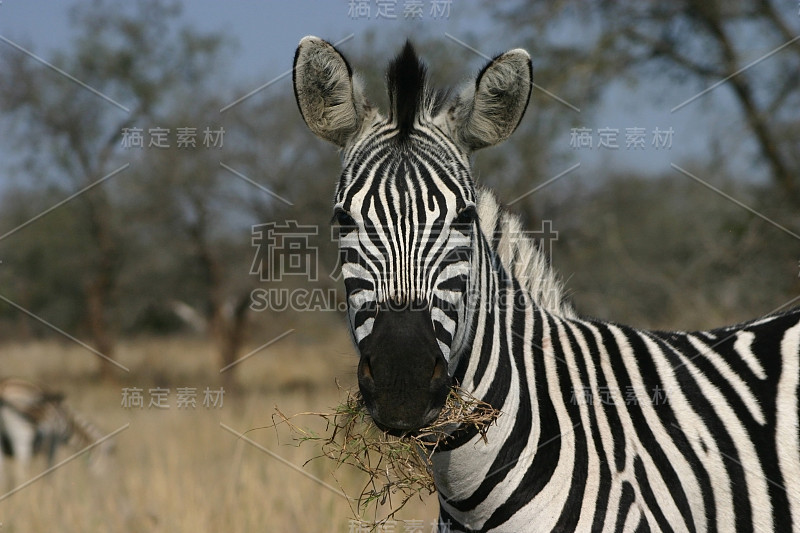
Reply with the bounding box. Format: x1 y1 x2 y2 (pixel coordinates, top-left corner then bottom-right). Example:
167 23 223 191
292 36 800 532
0 378 112 485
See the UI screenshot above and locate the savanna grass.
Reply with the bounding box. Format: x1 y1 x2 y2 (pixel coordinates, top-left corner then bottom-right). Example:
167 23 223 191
275 385 500 524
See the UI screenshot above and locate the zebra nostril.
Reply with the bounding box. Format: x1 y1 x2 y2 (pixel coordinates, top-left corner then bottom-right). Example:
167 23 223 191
431 358 446 382
359 358 373 382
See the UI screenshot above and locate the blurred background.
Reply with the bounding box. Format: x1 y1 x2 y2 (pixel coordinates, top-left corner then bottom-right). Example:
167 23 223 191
0 1 798 531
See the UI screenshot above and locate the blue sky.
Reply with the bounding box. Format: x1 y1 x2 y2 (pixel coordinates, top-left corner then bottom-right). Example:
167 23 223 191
0 1 484 79
0 1 781 182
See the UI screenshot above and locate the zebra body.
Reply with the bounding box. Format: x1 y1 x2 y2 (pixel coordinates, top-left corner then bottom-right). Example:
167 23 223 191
292 37 800 532
0 378 110 483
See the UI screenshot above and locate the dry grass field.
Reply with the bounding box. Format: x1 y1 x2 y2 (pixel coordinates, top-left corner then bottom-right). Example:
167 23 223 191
0 333 438 532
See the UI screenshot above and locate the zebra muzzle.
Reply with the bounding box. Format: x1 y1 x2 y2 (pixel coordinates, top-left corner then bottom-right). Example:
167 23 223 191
356 303 451 433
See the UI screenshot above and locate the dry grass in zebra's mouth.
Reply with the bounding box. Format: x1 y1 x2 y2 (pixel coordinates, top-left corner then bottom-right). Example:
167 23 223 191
274 385 500 524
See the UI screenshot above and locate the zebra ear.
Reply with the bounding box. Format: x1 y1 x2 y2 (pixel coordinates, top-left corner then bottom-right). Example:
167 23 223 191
293 36 368 147
446 49 532 151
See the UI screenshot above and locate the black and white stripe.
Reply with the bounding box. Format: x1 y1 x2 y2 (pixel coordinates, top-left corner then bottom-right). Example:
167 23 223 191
293 37 800 532
0 378 111 483
336 122 475 359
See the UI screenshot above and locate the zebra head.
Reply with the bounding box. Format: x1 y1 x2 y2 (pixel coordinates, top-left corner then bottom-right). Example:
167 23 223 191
293 37 532 432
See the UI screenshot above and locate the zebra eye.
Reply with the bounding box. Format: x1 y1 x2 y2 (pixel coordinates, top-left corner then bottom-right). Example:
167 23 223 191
333 209 357 229
454 206 477 226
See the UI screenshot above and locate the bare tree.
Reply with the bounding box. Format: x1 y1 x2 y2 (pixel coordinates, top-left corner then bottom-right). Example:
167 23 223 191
0 1 226 377
122 87 337 387
491 0 800 197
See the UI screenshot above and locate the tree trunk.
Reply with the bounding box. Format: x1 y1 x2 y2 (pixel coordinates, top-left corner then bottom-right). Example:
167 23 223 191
84 186 119 379
691 0 797 198
188 217 250 389
85 276 115 379
215 292 250 391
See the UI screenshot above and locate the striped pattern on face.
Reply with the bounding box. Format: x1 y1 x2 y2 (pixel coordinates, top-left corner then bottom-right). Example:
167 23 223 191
335 125 476 360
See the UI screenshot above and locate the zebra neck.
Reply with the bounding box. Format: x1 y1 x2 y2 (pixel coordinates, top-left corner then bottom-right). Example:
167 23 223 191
435 193 577 509
434 273 558 505
452 188 574 389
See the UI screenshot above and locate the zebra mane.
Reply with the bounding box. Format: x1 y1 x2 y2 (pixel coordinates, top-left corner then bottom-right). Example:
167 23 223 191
386 41 449 140
476 188 576 319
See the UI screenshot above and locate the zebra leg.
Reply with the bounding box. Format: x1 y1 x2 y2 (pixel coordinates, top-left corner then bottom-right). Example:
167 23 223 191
12 431 34 486
2 408 36 485
44 433 58 467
